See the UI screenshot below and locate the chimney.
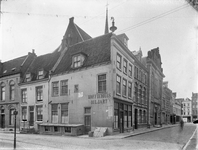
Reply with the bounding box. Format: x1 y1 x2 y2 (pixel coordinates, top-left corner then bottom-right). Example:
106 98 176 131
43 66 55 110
110 17 117 33
69 17 74 24
32 49 35 54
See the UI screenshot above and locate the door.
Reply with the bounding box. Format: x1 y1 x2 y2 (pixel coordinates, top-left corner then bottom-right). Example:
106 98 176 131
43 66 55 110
134 109 138 129
120 111 124 133
155 112 157 125
1 114 5 128
29 106 34 126
84 107 91 134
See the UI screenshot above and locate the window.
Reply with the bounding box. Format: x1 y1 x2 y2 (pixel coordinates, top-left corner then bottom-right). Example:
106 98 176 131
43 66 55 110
128 82 132 98
22 107 27 120
36 86 43 101
85 107 91 114
0 83 5 101
139 85 142 104
26 73 31 82
123 79 127 97
116 75 121 95
10 81 15 100
54 126 59 132
129 64 132 77
134 66 138 79
44 126 50 132
114 102 119 129
52 82 59 96
128 105 132 127
74 84 79 93
21 89 27 103
38 70 44 79
73 55 85 68
135 82 138 103
98 74 106 93
9 109 14 125
61 103 68 123
64 127 71 133
123 59 127 74
51 104 58 123
36 106 43 121
61 80 68 95
117 53 122 70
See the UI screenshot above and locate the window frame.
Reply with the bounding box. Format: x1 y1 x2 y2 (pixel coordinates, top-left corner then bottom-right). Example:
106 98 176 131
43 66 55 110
0 83 5 101
9 81 15 101
21 88 27 103
52 81 59 97
129 64 132 77
122 78 127 97
36 105 43 121
123 59 127 74
36 86 43 102
116 75 121 95
116 53 122 70
98 74 107 93
128 82 132 99
60 80 68 95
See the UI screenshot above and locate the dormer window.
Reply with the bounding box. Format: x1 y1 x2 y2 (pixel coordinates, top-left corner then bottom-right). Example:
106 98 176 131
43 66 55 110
26 73 31 82
38 70 44 79
72 54 85 68
11 68 16 71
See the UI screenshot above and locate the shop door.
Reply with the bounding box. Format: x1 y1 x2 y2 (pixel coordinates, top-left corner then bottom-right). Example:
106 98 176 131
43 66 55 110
120 111 124 133
84 115 91 133
1 114 5 128
134 109 138 129
29 106 34 126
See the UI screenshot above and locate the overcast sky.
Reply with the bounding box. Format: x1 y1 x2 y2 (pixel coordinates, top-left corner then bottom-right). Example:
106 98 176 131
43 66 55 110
0 0 197 98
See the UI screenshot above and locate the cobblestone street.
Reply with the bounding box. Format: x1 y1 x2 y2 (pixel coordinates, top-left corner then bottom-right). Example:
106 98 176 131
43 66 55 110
0 123 196 150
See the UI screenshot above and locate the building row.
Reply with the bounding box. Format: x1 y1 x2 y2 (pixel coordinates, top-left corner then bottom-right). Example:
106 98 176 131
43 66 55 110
0 16 187 136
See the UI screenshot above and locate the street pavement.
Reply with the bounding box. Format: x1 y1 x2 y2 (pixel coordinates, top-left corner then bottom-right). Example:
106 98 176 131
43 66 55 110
0 123 197 150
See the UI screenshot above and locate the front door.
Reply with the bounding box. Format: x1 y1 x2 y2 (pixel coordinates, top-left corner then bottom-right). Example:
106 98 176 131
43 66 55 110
134 109 138 129
84 107 91 134
29 106 34 126
1 114 5 128
154 112 157 125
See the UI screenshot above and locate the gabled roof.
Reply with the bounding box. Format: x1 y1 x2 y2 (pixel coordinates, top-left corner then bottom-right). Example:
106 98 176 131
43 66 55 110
24 51 61 82
0 52 36 78
61 17 92 48
54 33 112 75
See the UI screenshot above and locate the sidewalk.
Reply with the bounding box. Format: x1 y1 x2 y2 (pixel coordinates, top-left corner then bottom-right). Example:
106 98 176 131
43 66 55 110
79 124 178 140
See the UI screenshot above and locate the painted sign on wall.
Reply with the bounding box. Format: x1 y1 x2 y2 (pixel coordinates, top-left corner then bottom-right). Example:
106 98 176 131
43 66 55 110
88 93 111 105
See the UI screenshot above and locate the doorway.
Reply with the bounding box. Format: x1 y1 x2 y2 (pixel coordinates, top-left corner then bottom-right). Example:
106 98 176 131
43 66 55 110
120 111 124 133
29 106 34 126
134 109 138 129
84 107 91 134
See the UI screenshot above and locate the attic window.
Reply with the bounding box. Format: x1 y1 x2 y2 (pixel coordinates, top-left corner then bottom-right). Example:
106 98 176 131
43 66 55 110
26 73 31 82
11 68 16 71
3 70 7 74
72 54 85 68
38 70 44 79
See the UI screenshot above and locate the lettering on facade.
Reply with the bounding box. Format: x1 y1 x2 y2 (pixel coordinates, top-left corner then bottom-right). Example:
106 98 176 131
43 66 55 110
88 93 111 105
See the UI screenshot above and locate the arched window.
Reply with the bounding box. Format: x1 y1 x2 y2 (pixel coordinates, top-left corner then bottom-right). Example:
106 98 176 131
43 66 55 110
0 83 5 101
9 81 15 100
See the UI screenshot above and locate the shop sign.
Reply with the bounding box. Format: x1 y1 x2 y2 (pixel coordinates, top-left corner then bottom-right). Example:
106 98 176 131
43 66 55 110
88 93 111 105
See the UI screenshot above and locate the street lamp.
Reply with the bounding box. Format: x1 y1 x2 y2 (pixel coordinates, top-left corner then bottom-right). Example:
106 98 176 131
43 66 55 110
13 109 18 149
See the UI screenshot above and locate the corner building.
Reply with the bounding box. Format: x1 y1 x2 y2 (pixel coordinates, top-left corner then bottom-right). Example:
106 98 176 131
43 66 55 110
39 18 139 135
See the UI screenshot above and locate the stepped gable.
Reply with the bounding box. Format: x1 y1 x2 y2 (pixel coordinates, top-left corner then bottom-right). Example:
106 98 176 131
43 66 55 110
26 51 61 81
0 55 30 77
54 33 112 75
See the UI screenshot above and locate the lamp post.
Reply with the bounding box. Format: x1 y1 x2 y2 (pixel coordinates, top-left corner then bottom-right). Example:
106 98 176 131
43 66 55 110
13 109 18 149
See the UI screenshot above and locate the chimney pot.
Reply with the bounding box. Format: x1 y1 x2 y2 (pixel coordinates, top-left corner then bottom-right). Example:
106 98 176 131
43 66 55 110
69 17 74 23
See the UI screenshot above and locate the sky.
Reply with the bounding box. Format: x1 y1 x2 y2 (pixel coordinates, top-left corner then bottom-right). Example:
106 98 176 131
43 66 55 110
0 0 197 98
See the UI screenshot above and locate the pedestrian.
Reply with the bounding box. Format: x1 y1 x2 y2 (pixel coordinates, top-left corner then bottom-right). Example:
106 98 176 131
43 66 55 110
179 118 184 132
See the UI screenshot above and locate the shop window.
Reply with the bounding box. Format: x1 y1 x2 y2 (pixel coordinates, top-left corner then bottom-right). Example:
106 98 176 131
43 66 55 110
116 75 121 95
61 80 68 95
52 104 58 123
98 74 106 93
52 82 59 96
36 86 43 102
128 106 132 127
114 102 119 129
64 127 71 133
124 105 128 128
21 89 27 103
116 53 122 70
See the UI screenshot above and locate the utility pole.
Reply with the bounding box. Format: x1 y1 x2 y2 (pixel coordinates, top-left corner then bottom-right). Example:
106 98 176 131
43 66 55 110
13 109 18 150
